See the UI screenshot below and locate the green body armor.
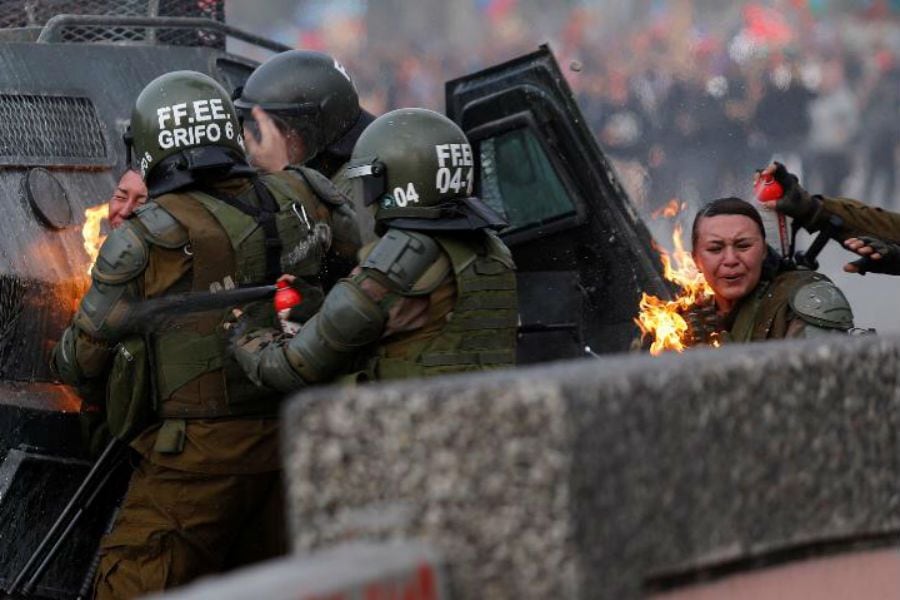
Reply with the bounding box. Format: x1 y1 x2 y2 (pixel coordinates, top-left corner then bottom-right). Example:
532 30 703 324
145 173 330 419
373 231 518 380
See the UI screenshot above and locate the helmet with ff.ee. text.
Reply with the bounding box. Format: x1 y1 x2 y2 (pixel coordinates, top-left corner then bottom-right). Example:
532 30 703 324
130 70 244 185
344 108 478 222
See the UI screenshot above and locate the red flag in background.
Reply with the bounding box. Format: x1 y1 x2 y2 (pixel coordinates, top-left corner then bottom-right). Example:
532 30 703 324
481 0 517 23
743 3 794 46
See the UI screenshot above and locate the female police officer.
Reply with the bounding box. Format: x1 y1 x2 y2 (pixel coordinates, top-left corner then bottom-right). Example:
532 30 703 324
689 197 854 342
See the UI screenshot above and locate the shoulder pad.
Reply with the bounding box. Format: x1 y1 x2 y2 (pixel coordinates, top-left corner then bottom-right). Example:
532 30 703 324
132 201 188 249
482 231 516 270
288 166 349 207
92 222 148 285
361 229 444 295
789 278 854 330
431 231 515 275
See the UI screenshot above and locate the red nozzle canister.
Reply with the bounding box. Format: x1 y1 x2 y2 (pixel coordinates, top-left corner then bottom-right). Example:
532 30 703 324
754 174 784 203
274 280 302 311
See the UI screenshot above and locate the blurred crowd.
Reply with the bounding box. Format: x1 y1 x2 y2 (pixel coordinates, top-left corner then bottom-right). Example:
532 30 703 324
234 0 900 213
564 1 900 215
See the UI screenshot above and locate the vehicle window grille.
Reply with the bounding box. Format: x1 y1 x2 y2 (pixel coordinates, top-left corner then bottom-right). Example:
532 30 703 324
0 95 107 161
58 23 224 47
0 0 224 47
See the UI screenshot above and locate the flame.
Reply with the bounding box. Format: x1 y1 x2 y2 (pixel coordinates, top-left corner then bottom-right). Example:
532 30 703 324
651 199 687 220
635 223 716 355
82 205 107 276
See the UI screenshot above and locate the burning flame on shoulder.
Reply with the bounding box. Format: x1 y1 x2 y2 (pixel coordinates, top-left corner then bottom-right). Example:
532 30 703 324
82 206 107 276
635 201 716 356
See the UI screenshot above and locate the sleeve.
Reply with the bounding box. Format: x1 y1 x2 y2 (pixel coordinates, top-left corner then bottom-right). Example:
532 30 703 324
52 222 149 384
233 229 447 392
819 196 900 244
234 276 389 392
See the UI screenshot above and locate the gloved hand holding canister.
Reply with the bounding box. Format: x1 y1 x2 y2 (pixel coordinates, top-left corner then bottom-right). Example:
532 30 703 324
843 235 900 275
755 162 826 231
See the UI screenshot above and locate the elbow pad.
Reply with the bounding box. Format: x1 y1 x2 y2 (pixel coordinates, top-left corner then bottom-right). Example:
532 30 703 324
51 326 82 385
284 280 388 383
51 325 112 385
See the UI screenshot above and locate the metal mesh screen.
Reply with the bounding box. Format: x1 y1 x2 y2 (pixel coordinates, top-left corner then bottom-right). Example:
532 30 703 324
0 95 107 162
0 0 224 47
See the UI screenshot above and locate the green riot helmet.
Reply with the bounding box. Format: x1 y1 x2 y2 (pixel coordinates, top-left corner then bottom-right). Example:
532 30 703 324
346 108 505 230
130 70 245 186
233 50 365 165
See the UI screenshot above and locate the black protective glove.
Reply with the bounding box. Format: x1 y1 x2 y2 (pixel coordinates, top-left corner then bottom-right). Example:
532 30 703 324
681 298 722 347
845 235 900 275
767 162 824 228
286 279 325 324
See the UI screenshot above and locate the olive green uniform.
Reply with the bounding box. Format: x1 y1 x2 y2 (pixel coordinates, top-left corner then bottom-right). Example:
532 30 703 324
52 170 359 598
723 268 853 342
236 227 517 390
809 195 900 243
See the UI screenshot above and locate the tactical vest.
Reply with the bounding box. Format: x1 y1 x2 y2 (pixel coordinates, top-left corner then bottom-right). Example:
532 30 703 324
371 231 518 380
147 172 330 419
727 269 827 342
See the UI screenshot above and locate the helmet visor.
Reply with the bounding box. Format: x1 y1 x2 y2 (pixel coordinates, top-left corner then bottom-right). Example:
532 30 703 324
346 161 386 207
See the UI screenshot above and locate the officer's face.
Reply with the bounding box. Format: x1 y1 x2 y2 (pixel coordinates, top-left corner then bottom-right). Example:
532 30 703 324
692 214 766 305
108 170 148 229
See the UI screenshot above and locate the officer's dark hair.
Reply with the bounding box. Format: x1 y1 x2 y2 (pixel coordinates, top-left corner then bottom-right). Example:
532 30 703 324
691 196 766 250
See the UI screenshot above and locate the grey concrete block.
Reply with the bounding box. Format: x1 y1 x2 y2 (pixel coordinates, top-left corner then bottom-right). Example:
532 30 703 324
282 336 900 599
145 540 446 600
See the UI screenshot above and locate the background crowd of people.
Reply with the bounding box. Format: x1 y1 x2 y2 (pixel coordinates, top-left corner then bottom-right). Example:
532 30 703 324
231 0 900 213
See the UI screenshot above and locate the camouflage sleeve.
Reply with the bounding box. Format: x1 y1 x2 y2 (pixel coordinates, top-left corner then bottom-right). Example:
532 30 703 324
234 276 389 392
819 196 900 244
233 229 445 392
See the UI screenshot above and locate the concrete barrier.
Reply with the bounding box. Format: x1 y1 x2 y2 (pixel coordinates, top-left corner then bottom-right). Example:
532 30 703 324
281 336 900 599
145 540 446 600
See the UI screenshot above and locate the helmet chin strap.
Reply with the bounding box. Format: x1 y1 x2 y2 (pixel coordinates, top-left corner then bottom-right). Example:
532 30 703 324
122 126 134 170
145 147 253 197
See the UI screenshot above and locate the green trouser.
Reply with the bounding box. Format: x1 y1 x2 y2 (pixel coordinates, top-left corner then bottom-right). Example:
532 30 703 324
92 460 286 599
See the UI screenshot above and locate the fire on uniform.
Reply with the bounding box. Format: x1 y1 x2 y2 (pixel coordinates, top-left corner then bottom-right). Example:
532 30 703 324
635 223 717 355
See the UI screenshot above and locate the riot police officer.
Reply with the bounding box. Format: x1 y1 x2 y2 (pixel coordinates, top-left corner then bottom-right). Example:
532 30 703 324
234 108 518 390
51 70 360 598
234 50 377 240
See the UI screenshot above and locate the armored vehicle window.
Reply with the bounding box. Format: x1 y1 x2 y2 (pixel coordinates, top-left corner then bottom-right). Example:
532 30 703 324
479 127 576 232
